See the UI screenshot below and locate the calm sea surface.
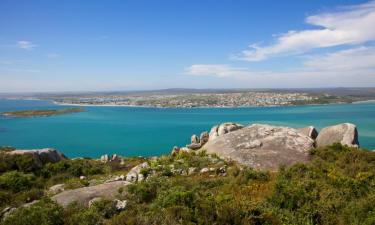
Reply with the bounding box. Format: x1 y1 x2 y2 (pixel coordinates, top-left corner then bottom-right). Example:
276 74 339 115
0 99 374 158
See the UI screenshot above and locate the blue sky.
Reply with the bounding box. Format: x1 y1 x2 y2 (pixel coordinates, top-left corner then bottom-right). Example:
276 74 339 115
0 0 374 92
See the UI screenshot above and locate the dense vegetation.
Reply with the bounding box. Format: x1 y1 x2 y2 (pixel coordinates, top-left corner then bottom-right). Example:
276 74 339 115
1 108 85 118
0 144 374 225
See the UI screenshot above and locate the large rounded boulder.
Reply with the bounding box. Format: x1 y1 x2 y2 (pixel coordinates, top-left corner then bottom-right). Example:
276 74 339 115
316 123 359 148
203 124 315 170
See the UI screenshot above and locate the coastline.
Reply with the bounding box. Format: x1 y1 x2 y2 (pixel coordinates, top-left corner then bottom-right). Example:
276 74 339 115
52 100 338 109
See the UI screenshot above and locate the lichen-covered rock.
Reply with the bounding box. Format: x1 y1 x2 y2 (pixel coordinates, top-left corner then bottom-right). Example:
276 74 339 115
7 148 67 167
204 124 315 170
208 122 244 141
316 123 359 148
297 126 318 139
52 181 130 207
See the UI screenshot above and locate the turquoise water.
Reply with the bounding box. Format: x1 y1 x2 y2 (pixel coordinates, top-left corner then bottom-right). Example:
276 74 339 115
0 99 374 158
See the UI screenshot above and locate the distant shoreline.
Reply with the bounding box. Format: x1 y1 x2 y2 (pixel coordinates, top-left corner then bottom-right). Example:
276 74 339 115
52 100 349 109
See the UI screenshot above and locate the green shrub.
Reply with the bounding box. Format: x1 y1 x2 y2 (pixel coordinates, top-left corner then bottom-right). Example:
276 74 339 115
0 171 36 192
1 198 64 225
64 203 103 225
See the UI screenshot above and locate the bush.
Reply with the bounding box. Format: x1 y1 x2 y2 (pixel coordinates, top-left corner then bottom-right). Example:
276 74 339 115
64 203 103 225
0 171 37 192
0 153 37 173
1 198 64 225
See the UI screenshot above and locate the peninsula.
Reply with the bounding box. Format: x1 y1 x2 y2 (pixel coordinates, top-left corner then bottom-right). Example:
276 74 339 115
1 108 85 118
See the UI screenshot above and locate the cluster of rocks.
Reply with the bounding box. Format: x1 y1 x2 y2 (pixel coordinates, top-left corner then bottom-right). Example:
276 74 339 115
100 154 119 163
172 122 245 155
186 131 209 150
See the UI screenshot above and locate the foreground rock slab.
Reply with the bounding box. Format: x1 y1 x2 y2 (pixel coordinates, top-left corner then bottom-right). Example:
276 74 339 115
204 124 315 170
52 181 130 207
316 123 359 148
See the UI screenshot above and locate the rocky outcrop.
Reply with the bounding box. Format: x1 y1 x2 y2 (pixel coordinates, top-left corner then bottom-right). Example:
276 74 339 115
209 122 244 141
100 154 120 163
297 126 318 139
52 181 130 207
7 148 67 167
316 123 359 148
125 162 150 182
204 124 315 170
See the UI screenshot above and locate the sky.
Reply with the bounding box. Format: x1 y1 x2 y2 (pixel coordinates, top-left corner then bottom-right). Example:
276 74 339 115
0 0 375 92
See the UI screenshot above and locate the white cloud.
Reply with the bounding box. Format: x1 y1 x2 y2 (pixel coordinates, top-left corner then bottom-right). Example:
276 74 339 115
185 46 375 79
17 41 37 50
304 46 375 71
185 64 267 78
236 1 375 61
185 62 375 87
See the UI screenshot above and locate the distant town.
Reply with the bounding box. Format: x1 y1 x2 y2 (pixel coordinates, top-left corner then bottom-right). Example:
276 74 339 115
48 91 357 108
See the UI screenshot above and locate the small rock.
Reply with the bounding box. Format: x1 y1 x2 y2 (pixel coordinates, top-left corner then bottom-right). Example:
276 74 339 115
48 184 65 195
191 134 200 144
100 154 109 163
111 154 119 161
200 168 209 173
115 199 127 211
188 167 197 175
218 166 226 174
186 143 201 150
200 131 210 145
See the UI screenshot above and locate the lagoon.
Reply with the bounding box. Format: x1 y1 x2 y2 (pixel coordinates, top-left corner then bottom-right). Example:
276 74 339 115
0 99 374 158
